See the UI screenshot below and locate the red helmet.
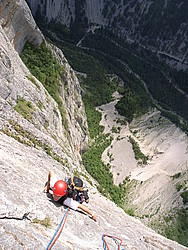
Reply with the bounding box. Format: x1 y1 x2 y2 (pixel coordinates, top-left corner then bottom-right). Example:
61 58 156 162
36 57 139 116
52 180 67 196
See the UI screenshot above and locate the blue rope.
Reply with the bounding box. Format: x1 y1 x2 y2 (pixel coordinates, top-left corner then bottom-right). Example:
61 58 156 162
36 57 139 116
46 208 69 250
113 237 120 248
102 234 125 250
102 235 107 250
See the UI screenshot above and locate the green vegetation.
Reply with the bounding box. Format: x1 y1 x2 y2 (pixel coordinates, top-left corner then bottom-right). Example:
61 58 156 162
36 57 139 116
21 42 68 129
83 99 104 139
172 172 181 179
164 209 188 247
26 75 40 89
111 125 121 134
14 96 35 121
181 190 188 204
81 29 188 125
33 217 51 228
176 183 182 192
82 133 126 206
124 208 135 217
129 136 148 164
58 45 119 138
169 70 188 95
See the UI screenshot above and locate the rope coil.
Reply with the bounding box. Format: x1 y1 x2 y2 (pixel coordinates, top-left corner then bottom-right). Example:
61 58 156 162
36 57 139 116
102 234 127 250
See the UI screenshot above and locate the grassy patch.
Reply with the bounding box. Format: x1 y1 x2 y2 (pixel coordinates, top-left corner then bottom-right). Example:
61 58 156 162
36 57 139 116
26 75 40 89
129 136 148 164
21 42 68 129
33 217 51 228
82 133 126 206
14 96 35 121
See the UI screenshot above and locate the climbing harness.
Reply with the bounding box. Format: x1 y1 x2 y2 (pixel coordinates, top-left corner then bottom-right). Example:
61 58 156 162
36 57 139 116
46 207 69 250
102 234 127 250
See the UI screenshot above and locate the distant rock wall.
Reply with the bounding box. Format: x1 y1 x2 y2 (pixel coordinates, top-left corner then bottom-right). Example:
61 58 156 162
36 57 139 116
26 0 104 26
0 0 44 53
26 0 188 64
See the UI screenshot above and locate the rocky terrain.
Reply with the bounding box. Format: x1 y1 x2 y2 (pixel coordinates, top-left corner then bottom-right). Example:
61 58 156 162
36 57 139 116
26 0 188 68
0 1 188 249
1 132 187 249
98 92 188 218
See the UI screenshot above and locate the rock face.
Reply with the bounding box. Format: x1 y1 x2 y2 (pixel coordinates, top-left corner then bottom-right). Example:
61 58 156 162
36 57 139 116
26 0 104 26
97 92 188 222
129 111 188 215
26 0 188 64
0 0 44 53
0 132 187 250
0 1 187 249
0 0 88 170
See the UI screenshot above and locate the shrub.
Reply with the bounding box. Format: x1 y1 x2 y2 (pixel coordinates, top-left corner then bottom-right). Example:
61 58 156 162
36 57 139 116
14 96 35 121
181 190 188 204
33 217 51 228
129 136 148 164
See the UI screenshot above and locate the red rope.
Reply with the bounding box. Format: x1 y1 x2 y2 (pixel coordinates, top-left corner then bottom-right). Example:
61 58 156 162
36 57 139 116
47 208 69 250
102 234 127 250
102 234 122 249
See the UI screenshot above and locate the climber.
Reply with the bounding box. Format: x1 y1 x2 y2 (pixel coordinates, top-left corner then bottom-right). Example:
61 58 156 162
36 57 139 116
44 170 97 222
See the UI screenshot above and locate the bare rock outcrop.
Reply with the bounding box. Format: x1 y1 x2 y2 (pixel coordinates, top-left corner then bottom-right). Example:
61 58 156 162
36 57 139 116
97 92 188 243
0 0 44 53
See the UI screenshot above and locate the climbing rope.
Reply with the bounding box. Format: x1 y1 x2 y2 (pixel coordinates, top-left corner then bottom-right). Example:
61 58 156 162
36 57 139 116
46 207 69 250
102 234 127 250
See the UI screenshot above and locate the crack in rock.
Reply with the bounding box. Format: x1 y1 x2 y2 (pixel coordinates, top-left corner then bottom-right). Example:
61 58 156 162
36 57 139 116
0 212 31 221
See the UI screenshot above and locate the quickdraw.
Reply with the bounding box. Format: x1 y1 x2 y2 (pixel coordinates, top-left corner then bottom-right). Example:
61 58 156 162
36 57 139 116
46 207 69 250
102 234 127 250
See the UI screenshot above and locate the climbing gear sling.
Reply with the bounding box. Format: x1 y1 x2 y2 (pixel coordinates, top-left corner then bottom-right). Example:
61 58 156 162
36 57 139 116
69 176 83 191
67 176 89 203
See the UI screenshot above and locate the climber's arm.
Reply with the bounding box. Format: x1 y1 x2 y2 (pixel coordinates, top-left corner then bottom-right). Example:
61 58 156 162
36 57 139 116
44 170 54 193
78 203 97 221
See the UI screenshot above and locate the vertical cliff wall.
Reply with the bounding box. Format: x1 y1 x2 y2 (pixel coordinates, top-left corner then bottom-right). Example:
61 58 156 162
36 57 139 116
0 0 88 170
26 0 188 64
0 0 44 53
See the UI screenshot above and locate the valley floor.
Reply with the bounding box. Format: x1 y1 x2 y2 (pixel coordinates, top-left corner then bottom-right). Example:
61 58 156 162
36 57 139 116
97 91 188 215
97 91 188 184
